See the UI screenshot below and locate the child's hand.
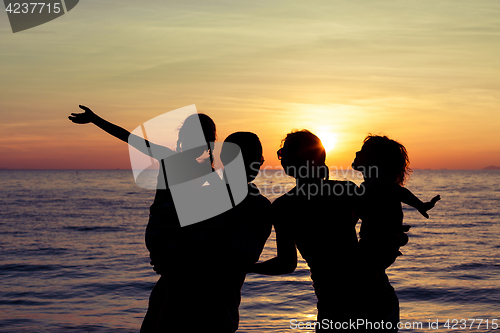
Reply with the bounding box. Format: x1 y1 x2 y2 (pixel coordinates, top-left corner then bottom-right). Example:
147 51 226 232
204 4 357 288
418 195 441 219
68 105 96 124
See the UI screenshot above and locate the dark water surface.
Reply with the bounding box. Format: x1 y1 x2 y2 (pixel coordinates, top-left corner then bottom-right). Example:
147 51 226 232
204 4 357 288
0 170 499 332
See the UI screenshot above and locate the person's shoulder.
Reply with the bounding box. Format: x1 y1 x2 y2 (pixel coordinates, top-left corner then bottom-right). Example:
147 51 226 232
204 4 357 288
271 187 297 206
324 179 359 193
247 183 271 206
326 179 357 186
343 180 359 192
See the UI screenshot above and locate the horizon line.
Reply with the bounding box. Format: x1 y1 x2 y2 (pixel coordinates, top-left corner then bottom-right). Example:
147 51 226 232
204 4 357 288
0 168 498 171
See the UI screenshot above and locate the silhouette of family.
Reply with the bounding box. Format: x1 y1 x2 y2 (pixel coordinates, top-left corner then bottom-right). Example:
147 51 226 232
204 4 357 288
69 106 440 332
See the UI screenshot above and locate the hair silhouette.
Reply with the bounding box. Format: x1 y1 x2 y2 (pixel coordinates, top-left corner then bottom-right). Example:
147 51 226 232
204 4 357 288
279 130 328 180
173 113 217 170
221 132 263 183
176 113 217 152
362 134 411 186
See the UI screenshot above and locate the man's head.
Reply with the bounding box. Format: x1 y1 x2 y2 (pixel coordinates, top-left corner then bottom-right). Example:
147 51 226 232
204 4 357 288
278 130 328 180
221 132 263 183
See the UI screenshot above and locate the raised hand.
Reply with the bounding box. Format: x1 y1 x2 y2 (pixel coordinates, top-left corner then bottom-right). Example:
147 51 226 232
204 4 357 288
418 195 441 219
68 105 96 124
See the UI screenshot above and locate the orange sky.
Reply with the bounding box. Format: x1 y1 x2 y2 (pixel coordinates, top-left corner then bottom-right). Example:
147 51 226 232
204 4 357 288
1 1 499 170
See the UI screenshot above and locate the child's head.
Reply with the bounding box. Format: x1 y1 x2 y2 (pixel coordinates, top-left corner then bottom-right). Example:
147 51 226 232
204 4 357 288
175 113 217 168
278 130 328 180
352 134 411 185
221 132 264 183
176 113 217 161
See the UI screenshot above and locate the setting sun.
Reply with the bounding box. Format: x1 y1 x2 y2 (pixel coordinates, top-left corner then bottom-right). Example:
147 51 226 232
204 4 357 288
316 131 337 152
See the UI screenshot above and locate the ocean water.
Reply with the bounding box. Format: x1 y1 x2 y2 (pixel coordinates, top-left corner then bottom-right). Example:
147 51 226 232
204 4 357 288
0 170 498 332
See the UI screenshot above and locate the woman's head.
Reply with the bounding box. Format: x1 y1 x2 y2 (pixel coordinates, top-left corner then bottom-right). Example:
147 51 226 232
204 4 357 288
278 130 328 179
352 134 411 185
176 113 216 155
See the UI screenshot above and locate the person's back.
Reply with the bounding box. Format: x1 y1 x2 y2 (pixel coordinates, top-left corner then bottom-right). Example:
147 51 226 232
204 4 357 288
273 180 357 282
254 130 360 331
272 179 359 327
156 132 272 332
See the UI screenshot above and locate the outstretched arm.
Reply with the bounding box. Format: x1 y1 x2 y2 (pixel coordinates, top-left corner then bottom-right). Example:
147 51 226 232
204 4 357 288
252 222 297 275
397 186 441 219
416 194 441 218
68 105 173 160
69 105 130 142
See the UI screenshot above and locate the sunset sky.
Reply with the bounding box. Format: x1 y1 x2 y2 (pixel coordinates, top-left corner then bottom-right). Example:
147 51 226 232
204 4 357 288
1 0 499 170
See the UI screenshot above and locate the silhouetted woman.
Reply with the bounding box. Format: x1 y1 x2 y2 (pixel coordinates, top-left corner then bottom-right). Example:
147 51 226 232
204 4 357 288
68 106 218 332
352 135 439 332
